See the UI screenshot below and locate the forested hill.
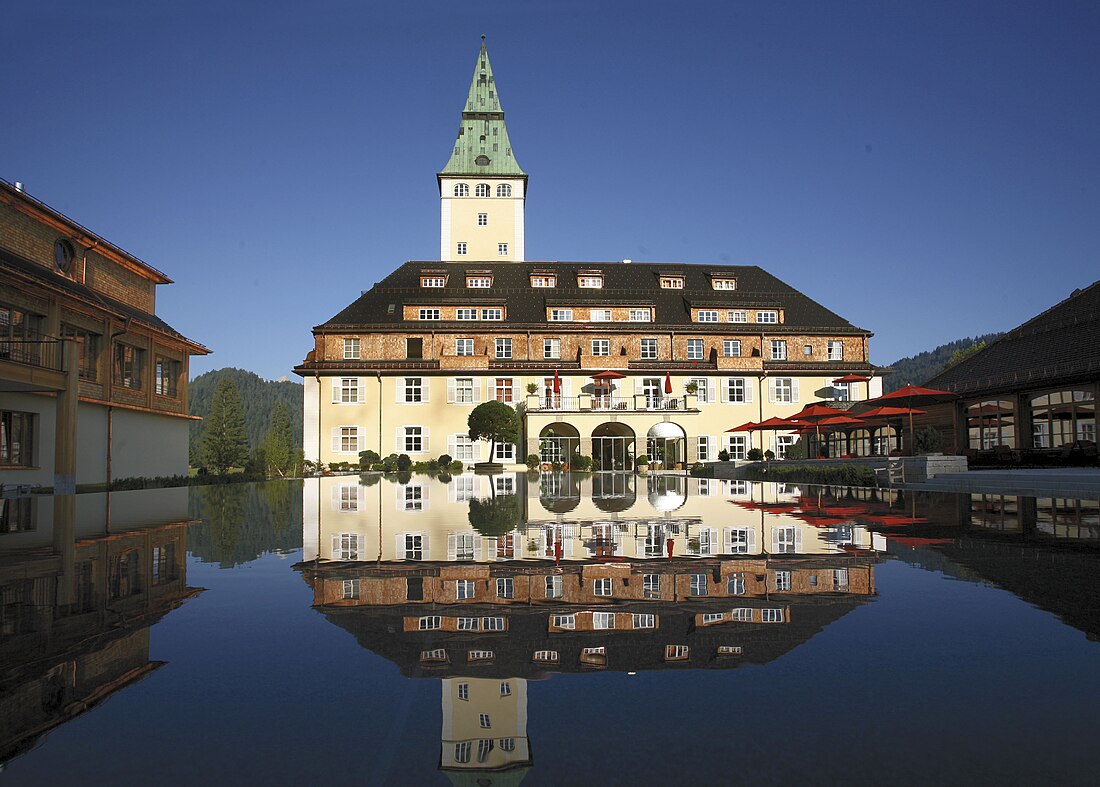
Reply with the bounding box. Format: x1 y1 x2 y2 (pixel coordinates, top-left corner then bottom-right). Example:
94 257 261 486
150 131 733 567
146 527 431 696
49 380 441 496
189 368 303 464
882 333 1002 393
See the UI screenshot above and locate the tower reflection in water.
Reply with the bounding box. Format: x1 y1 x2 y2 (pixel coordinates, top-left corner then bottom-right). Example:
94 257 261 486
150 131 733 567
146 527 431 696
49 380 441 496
296 473 884 782
0 488 200 766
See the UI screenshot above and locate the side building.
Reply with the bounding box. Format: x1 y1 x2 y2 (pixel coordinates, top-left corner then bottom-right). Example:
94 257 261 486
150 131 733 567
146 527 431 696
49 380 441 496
294 39 878 469
0 179 209 490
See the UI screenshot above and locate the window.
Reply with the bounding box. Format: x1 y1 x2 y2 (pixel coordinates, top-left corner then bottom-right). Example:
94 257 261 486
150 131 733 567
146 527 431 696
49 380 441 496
665 645 689 661
543 338 561 359
421 649 448 662
688 378 710 403
690 574 709 596
643 574 660 599
499 738 515 752
594 611 616 629
687 339 704 360
456 242 467 255
481 308 503 321
774 527 797 553
477 213 488 226
456 308 477 320
828 341 844 361
729 310 747 323
531 275 555 288
727 528 750 553
727 573 746 595
452 533 476 561
628 308 651 322
697 435 711 461
418 308 440 321
343 337 361 358
591 339 610 356
404 378 424 402
336 426 358 453
494 378 514 402
500 681 512 697
403 426 424 453
457 682 470 700
578 275 603 288
533 650 559 663
457 617 479 631
496 183 512 197
632 614 656 629
712 278 737 290
454 183 469 197
455 338 474 357
718 645 743 655
590 309 612 322
1 410 34 467
406 338 423 359
467 276 492 288
452 434 477 461
725 378 748 403
640 338 658 360
403 534 424 560
61 325 101 381
338 377 360 403
732 608 754 622
545 574 563 598
475 183 490 197
723 340 741 357
498 243 508 256
113 344 145 390
552 614 576 629
341 579 359 599
454 742 471 764
419 615 441 630
495 338 512 359
762 609 784 623
660 276 684 289
549 309 573 321
831 382 850 402
420 276 445 288
496 578 515 599
702 613 725 624
456 579 476 599
479 713 492 728
698 310 719 323
834 569 849 589
404 485 423 511
757 310 778 323
769 377 796 404
775 570 792 591
154 357 180 397
593 577 613 596
803 344 813 357
770 340 787 360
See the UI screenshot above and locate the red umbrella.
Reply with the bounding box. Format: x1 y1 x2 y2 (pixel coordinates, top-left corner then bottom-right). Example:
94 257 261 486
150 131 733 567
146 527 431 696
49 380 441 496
854 406 925 455
664 372 673 395
552 368 561 394
833 374 871 384
666 538 675 559
790 404 842 421
869 384 957 453
727 420 759 433
591 370 626 380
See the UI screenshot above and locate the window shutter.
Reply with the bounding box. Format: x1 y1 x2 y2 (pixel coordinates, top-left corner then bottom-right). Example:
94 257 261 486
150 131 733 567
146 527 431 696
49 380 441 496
395 379 404 404
704 528 718 554
791 379 800 403
447 533 457 561
795 528 803 553
356 534 366 557
720 378 731 403
421 534 430 561
562 378 572 398
422 428 430 454
395 427 404 454
331 534 342 557
746 528 757 553
331 428 342 453
707 379 716 403
331 379 341 404
421 379 429 403
448 434 457 458
635 536 647 558
744 378 754 403
395 534 406 560
768 379 777 403
511 379 519 402
472 378 482 403
687 436 698 461
447 378 456 403
771 527 781 553
473 536 483 561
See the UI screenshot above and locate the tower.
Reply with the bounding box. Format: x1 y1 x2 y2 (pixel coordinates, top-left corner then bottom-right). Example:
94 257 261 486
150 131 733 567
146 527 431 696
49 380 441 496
439 36 527 262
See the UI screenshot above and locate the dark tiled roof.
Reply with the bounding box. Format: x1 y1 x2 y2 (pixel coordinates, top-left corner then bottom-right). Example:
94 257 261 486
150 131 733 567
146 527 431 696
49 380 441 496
926 280 1100 396
316 261 868 334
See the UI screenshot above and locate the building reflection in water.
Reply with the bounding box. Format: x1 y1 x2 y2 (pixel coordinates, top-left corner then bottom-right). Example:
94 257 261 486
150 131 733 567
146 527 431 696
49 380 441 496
296 473 885 782
0 488 200 765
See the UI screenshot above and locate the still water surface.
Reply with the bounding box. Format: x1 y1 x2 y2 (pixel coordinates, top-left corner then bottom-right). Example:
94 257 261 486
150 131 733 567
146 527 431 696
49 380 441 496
2 475 1098 785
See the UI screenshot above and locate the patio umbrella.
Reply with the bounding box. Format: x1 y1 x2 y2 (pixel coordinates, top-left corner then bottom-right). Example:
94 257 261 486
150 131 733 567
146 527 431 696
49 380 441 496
789 404 845 457
815 414 868 457
552 368 561 394
664 371 673 395
749 416 811 458
833 374 871 384
727 420 759 433
868 385 957 453
854 406 926 455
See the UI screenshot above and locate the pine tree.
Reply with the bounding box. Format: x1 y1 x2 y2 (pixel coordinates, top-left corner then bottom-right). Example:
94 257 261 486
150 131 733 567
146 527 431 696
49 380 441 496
263 400 294 477
201 378 249 473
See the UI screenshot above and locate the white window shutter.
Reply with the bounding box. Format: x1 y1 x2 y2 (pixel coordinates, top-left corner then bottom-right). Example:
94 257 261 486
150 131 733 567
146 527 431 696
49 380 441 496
331 534 341 557
356 533 366 557
795 528 803 552
563 378 572 397
395 427 404 454
707 379 716 403
473 378 482 403
331 379 341 404
422 428 430 453
447 533 457 561
421 379 429 403
473 536 483 561
395 534 406 560
687 436 698 461
447 378 456 403
448 435 457 458
331 428 341 453
768 379 777 403
635 536 647 558
511 379 519 402
746 528 757 553
791 379 800 403
358 379 365 404
720 378 730 403
771 527 781 552
421 534 430 561
395 379 404 404
745 378 754 403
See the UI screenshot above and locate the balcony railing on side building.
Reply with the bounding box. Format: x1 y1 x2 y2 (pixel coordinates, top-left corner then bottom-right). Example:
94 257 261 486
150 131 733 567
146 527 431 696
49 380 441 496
0 338 65 373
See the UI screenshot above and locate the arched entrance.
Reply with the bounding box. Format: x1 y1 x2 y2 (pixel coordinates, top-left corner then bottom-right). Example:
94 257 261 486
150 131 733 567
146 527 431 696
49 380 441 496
539 423 579 465
592 422 636 471
647 422 686 469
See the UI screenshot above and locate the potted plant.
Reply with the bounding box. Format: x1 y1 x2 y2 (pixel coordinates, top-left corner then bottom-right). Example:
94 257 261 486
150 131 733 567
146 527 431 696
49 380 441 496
526 382 539 395
636 454 650 474
684 381 699 395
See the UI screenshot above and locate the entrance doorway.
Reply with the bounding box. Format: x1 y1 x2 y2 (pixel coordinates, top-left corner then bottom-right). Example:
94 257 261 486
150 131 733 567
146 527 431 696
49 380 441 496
646 422 686 469
592 422 636 471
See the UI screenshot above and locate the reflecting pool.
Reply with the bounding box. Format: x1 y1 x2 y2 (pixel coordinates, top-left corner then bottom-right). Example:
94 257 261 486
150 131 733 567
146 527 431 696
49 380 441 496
2 475 1098 785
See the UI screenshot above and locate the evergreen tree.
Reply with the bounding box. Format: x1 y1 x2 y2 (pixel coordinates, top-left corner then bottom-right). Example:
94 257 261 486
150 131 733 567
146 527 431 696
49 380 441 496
263 400 294 477
201 378 249 473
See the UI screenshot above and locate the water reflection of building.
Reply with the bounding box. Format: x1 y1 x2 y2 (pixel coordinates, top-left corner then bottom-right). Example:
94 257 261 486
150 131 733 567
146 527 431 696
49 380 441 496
297 475 882 782
0 488 200 764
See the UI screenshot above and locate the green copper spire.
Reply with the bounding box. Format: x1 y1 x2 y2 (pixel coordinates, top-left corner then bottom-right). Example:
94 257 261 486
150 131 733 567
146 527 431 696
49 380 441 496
439 36 526 179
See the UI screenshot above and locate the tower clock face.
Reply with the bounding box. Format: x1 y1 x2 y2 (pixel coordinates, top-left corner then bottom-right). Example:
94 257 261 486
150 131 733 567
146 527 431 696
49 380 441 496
476 155 490 166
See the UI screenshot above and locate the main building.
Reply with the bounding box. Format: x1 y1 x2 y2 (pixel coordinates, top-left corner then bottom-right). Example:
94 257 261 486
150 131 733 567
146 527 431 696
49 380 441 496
295 39 879 469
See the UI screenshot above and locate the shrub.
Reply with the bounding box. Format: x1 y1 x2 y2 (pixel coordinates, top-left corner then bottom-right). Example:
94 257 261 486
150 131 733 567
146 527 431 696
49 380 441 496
718 449 730 462
359 449 380 468
914 425 943 454
449 460 464 473
570 453 593 471
737 463 877 487
636 454 650 465
438 454 453 467
396 454 412 471
764 450 776 461
690 464 713 478
747 448 764 461
380 453 400 472
785 439 807 460
526 453 541 469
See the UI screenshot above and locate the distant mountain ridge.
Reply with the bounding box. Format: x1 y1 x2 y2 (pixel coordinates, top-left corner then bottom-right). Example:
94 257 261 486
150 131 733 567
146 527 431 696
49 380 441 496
188 368 303 465
882 333 1002 393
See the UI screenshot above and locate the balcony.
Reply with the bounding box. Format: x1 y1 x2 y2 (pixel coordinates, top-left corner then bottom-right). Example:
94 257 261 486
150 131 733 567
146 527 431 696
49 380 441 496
0 338 69 393
527 393 698 414
0 338 64 372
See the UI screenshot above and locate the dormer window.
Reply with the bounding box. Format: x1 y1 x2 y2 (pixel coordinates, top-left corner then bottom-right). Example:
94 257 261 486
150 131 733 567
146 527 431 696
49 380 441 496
496 184 512 197
475 183 491 197
420 275 447 288
530 275 556 288
590 309 612 322
729 310 748 323
454 183 469 197
628 308 652 322
578 274 603 289
418 308 441 321
549 308 573 321
757 310 779 324
712 278 737 290
697 310 719 323
660 276 685 289
466 276 492 288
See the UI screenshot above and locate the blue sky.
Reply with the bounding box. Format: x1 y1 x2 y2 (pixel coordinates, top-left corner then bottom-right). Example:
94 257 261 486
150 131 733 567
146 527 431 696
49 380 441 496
6 1 1099 381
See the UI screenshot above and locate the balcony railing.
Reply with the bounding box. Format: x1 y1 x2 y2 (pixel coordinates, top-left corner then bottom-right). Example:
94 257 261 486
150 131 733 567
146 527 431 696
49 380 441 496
528 394 695 413
0 338 64 372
